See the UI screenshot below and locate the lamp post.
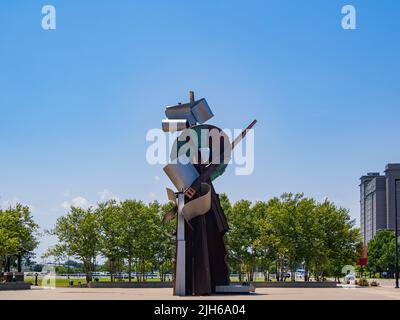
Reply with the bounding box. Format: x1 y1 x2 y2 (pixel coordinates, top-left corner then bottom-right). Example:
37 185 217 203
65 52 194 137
395 179 399 288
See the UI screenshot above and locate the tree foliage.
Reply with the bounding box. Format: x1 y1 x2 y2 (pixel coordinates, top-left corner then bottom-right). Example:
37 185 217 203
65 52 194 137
224 193 361 281
45 192 362 282
0 204 39 275
366 229 395 276
45 206 100 282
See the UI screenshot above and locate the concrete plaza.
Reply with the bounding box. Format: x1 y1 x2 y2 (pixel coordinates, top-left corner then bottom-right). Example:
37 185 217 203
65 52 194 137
1 286 400 300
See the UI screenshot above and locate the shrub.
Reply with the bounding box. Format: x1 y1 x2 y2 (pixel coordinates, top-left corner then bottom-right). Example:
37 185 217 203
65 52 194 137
358 278 369 286
370 280 379 287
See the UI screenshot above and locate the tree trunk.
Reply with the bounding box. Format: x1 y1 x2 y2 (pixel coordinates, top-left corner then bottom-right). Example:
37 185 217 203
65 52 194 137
0 258 5 274
17 253 22 272
85 261 92 283
6 257 11 272
128 257 132 282
304 265 309 282
141 260 145 282
109 260 112 282
109 260 114 282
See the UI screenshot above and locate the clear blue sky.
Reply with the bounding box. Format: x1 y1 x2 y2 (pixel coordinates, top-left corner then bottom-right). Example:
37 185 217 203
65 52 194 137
1 0 399 258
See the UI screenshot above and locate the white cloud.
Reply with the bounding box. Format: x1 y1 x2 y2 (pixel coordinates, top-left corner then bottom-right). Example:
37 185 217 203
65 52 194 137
1 196 20 208
98 189 120 202
60 190 121 212
154 175 160 181
61 196 91 210
148 192 156 199
0 197 35 212
60 202 69 209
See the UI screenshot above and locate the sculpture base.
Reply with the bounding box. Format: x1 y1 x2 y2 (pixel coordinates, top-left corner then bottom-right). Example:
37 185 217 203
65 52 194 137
215 284 255 294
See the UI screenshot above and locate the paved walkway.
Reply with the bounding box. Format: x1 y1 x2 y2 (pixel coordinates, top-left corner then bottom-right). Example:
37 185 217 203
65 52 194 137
1 286 400 300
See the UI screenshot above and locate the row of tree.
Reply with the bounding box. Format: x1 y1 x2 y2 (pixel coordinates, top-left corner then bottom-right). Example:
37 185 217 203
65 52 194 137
4 195 399 283
221 193 361 282
44 193 363 282
44 200 175 283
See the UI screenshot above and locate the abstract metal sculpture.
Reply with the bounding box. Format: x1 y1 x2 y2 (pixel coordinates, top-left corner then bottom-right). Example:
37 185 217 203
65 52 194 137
162 91 256 296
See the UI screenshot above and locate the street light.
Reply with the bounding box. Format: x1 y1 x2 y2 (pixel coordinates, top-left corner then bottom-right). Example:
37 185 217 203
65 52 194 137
394 178 399 288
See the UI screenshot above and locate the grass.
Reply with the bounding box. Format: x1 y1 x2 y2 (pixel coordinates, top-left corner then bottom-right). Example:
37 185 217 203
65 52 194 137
25 275 284 287
24 276 174 287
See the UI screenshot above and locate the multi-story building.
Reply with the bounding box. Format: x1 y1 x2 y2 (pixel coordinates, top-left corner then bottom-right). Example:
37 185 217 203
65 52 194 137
360 164 400 243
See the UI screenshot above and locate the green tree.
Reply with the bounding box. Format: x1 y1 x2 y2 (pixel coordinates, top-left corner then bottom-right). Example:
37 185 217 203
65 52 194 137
250 194 360 282
0 213 19 274
226 199 259 281
153 202 175 281
252 200 277 281
97 200 124 282
315 200 361 281
117 200 154 282
263 194 311 281
285 194 320 281
0 204 39 276
136 201 161 281
367 229 395 277
44 206 100 283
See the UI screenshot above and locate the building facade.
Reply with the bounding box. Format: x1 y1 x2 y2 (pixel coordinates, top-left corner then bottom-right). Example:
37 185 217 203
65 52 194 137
360 164 400 243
